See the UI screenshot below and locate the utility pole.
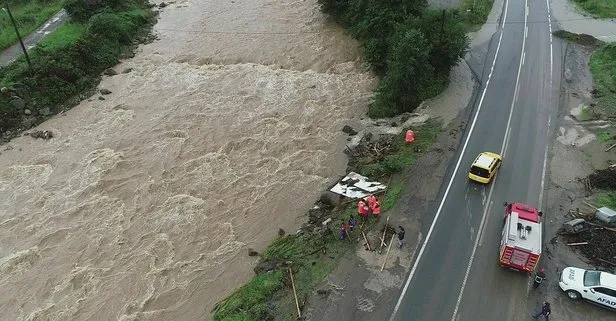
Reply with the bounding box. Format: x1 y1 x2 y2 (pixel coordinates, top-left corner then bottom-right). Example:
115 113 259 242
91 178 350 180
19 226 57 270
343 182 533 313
3 3 32 69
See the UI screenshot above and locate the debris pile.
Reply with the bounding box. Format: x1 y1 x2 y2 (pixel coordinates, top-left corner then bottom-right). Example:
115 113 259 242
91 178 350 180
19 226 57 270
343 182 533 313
26 130 53 140
344 134 396 163
561 209 616 269
587 167 616 190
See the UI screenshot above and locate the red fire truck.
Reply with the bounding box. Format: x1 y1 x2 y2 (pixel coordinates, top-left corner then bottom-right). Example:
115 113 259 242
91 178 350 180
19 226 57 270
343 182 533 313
498 202 543 274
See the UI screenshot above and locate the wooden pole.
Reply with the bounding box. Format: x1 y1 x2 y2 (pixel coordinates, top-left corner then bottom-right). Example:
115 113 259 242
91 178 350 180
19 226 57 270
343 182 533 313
362 231 371 251
3 4 32 69
381 233 396 271
605 143 616 152
379 216 390 254
288 268 301 319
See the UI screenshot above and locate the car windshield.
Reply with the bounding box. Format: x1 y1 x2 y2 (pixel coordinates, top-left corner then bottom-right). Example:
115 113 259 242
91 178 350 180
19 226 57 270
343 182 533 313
470 165 490 178
583 270 601 287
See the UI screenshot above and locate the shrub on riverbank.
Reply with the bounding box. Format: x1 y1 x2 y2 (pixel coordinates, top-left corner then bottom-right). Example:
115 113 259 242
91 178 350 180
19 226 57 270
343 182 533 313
0 1 155 137
589 43 616 114
0 0 64 51
317 0 469 118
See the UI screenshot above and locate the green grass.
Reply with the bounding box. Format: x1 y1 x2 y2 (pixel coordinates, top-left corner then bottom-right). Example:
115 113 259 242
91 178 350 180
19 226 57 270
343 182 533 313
213 232 355 321
382 179 406 212
552 30 603 47
459 0 495 32
597 131 612 143
0 0 64 51
38 22 86 50
596 192 616 209
589 43 616 115
572 0 616 18
212 270 285 321
357 118 443 178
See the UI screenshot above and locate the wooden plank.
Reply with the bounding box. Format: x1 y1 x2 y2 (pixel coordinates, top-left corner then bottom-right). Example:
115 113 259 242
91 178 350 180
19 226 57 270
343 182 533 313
567 242 588 246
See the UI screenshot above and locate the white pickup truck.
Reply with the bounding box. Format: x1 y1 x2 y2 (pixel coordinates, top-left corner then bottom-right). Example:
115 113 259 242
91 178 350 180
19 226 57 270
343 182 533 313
559 267 616 311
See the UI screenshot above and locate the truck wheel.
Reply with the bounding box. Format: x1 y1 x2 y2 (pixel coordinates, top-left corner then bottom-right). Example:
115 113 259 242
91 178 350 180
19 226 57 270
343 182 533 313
566 290 581 300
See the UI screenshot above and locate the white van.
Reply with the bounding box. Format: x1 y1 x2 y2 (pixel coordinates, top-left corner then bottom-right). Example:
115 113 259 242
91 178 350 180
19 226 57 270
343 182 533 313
559 267 616 311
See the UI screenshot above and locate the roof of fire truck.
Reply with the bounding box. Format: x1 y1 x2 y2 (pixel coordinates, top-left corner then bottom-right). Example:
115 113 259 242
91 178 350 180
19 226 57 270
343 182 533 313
507 202 540 222
505 205 542 255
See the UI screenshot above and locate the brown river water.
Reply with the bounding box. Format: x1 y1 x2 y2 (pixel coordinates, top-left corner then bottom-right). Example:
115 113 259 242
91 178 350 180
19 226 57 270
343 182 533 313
0 0 376 320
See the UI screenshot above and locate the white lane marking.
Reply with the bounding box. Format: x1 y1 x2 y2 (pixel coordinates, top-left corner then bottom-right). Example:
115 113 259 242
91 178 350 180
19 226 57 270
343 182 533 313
388 1 513 319
478 200 494 247
450 0 529 318
452 179 497 321
540 0 554 207
522 52 526 66
525 26 528 39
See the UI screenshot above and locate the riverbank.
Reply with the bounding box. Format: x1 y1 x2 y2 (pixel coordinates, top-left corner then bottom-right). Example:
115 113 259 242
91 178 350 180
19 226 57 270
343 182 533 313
0 1 156 141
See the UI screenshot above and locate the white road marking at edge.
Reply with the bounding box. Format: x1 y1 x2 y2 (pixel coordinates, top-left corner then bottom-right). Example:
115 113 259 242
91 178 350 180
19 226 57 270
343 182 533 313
388 0 513 320
478 200 494 247
450 0 530 318
539 0 554 208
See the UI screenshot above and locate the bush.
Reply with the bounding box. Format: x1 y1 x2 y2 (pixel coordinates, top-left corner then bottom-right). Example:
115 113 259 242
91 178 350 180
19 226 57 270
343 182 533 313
63 0 149 21
317 1 469 118
0 4 155 136
370 27 434 117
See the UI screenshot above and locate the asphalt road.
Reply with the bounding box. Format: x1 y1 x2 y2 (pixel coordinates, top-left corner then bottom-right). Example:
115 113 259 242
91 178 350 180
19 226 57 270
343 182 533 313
391 0 562 320
0 9 68 67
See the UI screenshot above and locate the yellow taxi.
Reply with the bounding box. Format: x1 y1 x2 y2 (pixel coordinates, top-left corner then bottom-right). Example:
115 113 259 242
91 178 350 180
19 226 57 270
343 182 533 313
468 152 503 184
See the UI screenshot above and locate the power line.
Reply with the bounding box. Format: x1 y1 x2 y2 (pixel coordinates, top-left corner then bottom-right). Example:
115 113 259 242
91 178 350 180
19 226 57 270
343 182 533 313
154 16 612 35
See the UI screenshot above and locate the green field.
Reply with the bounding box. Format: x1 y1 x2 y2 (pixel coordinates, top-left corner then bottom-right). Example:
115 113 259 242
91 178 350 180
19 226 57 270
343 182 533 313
572 0 616 18
38 22 86 50
589 43 616 114
0 0 64 51
460 0 495 32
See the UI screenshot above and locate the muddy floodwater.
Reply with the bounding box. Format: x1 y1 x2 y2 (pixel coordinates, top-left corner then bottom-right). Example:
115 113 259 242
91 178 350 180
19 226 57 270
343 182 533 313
0 1 375 320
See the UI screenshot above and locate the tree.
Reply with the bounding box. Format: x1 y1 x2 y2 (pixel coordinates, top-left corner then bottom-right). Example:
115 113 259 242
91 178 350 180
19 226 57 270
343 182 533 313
370 28 434 117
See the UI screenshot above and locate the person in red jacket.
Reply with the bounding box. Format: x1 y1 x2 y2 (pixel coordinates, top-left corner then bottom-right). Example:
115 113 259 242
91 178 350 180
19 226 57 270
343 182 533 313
367 194 377 210
358 199 370 221
340 223 348 240
371 199 381 217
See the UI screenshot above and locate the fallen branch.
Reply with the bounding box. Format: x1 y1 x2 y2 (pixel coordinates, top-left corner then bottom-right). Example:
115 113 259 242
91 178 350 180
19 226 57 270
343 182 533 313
597 258 616 266
328 282 345 291
583 201 598 210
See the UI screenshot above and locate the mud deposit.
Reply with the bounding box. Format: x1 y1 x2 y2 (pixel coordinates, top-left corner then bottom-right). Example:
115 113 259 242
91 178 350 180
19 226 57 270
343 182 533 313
0 1 376 320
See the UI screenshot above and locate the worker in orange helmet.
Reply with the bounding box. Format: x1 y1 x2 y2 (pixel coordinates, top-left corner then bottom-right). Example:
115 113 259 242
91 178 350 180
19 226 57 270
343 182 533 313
358 199 370 221
371 199 381 217
367 194 377 210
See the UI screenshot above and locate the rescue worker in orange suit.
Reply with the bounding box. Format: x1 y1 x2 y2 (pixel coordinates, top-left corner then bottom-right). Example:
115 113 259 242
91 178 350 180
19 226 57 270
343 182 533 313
371 199 381 217
367 194 381 218
358 199 370 221
367 194 377 209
